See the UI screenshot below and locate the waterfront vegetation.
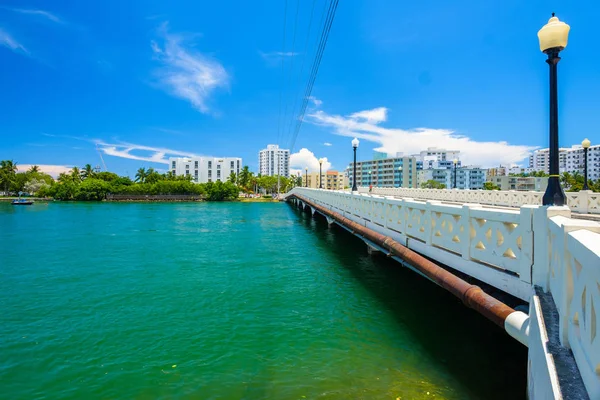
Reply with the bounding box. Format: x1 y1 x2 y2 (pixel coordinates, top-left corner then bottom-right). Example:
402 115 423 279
0 161 302 201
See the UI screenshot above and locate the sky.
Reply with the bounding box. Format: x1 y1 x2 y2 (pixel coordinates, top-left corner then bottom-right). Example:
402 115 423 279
1 0 599 177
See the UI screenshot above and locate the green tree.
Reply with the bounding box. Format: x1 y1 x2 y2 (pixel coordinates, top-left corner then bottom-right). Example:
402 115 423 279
421 180 446 189
483 182 500 190
228 171 237 184
135 167 147 183
70 167 82 184
81 164 95 179
145 168 163 184
28 165 40 173
238 166 251 190
0 160 18 193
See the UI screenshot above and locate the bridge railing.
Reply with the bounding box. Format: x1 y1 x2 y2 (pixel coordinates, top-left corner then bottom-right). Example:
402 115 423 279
357 187 600 214
544 212 600 398
289 187 600 397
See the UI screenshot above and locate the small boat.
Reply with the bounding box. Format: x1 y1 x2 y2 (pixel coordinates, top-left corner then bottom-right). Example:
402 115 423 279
11 199 34 205
11 192 34 205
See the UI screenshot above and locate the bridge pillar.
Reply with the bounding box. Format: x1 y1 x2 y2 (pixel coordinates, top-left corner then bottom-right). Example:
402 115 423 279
366 243 379 255
309 206 316 216
325 216 335 225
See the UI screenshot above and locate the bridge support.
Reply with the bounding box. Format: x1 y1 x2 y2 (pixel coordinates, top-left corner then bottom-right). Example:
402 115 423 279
325 216 335 225
309 206 316 216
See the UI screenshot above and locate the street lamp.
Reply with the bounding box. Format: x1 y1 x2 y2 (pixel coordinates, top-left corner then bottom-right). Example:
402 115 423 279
297 171 301 188
318 158 324 189
398 166 403 188
582 138 591 190
352 138 359 191
368 170 372 188
538 13 570 206
305 167 308 187
453 159 458 189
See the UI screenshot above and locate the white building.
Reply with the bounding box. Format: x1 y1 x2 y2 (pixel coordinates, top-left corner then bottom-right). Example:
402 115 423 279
259 144 290 177
529 144 600 180
415 147 461 163
528 148 568 173
169 157 242 183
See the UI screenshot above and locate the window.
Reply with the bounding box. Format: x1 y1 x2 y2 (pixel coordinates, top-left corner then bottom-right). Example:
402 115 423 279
208 161 212 168
185 170 190 176
185 164 189 169
172 169 176 174
172 161 176 169
230 161 234 169
208 170 212 178
217 165 221 170
217 170 221 179
195 161 198 168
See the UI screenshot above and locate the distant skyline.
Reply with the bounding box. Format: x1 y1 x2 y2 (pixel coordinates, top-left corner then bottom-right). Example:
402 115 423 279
1 0 599 178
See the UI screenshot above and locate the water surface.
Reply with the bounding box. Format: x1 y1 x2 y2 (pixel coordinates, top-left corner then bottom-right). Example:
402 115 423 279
0 202 526 399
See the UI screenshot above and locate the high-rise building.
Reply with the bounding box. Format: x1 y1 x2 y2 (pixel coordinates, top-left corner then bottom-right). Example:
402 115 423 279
169 157 242 183
528 144 600 180
258 144 290 177
347 156 418 188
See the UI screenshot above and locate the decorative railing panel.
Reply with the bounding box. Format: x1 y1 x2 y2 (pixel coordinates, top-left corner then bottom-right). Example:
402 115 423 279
358 187 599 214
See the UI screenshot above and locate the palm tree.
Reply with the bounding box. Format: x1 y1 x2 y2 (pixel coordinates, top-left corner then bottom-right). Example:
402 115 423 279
1 160 18 192
81 164 95 179
135 167 147 183
560 171 572 187
70 167 81 183
28 165 40 173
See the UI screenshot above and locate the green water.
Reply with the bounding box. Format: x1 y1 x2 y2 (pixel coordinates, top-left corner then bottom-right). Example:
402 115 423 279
0 202 526 399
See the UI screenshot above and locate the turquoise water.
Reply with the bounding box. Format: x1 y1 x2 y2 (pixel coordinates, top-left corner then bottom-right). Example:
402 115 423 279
0 202 526 399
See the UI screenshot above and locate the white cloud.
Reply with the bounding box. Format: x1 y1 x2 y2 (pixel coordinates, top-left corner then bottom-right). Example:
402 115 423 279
7 8 63 23
290 148 332 173
151 23 229 113
307 96 322 107
307 107 536 167
95 140 200 165
259 50 299 66
17 164 70 178
0 28 29 55
323 142 332 146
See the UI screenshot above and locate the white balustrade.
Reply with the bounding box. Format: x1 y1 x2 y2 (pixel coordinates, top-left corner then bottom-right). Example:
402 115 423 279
358 187 600 215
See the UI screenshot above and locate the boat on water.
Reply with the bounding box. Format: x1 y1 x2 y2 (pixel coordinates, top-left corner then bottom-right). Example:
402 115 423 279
11 192 34 205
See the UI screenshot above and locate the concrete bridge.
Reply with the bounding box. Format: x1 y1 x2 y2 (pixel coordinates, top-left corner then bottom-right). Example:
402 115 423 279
285 187 600 399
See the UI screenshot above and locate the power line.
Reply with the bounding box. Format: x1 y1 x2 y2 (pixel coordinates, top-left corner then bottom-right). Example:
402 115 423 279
288 0 339 152
284 0 320 148
276 0 289 146
281 0 301 148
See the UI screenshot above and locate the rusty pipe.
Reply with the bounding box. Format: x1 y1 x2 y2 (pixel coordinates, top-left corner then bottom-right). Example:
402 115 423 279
292 194 515 328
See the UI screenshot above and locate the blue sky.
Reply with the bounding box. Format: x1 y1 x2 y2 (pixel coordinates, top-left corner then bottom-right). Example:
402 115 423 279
1 0 599 177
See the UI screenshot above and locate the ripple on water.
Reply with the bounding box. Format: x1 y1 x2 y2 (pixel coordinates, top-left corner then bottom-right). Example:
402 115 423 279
0 202 526 399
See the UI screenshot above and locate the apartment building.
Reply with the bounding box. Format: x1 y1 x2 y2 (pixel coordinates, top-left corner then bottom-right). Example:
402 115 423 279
258 144 290 178
169 157 242 183
488 176 549 191
302 170 347 189
347 157 417 188
420 167 487 190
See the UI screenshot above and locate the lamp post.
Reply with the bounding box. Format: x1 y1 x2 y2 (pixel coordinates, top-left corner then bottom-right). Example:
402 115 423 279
538 13 570 206
398 166 403 188
582 138 591 190
368 170 372 188
305 167 308 187
318 158 324 189
453 159 458 189
352 138 359 191
297 171 301 188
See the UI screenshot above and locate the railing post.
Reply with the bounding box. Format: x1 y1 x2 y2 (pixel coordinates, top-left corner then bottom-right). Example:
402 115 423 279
401 198 414 236
531 206 570 291
519 205 537 284
425 200 441 246
460 203 481 261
